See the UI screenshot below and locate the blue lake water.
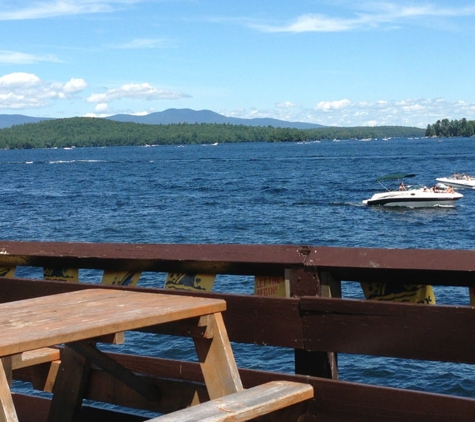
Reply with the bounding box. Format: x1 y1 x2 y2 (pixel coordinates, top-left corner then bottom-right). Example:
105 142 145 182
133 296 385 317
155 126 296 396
3 137 474 403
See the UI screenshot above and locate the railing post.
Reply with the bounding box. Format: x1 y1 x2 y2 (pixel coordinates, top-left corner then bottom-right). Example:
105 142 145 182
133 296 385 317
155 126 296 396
288 267 339 379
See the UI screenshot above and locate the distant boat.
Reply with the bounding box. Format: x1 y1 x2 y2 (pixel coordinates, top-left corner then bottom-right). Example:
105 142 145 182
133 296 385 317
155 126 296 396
436 174 475 190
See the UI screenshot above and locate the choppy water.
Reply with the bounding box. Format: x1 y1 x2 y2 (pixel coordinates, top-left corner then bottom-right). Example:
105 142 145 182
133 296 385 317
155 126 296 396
3 137 475 402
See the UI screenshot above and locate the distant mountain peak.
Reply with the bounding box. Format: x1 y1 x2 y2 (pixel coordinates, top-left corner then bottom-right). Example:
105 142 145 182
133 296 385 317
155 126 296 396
0 114 54 129
0 109 324 129
105 109 324 129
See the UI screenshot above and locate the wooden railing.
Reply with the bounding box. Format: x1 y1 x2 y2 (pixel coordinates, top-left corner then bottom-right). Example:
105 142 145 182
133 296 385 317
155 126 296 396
1 241 475 422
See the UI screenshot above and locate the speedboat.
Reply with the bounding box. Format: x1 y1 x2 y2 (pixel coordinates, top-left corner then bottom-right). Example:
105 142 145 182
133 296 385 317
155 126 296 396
436 174 475 190
363 173 463 208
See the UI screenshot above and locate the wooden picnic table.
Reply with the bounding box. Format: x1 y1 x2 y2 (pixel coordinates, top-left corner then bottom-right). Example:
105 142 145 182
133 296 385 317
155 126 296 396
0 289 242 422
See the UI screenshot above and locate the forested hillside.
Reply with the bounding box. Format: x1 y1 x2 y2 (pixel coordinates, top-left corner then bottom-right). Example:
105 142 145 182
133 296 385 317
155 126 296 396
0 117 425 149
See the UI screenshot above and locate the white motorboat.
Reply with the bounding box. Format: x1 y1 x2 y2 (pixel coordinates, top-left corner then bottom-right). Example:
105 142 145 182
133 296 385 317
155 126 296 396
436 174 475 190
363 173 463 208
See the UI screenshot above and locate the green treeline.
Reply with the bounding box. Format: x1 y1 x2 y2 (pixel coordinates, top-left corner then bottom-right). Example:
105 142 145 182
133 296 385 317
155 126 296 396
425 118 475 138
0 117 426 149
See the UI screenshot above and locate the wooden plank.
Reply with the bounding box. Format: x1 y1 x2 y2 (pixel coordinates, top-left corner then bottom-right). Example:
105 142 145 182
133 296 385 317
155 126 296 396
48 345 90 422
193 313 243 400
67 340 160 402
0 359 18 422
299 296 475 363
43 360 60 393
0 242 307 276
0 359 11 387
1 241 475 288
10 347 60 370
83 364 475 422
146 381 313 422
289 268 337 380
305 246 475 286
11 348 61 394
216 293 303 349
13 352 475 421
85 365 208 414
0 289 226 357
12 393 152 422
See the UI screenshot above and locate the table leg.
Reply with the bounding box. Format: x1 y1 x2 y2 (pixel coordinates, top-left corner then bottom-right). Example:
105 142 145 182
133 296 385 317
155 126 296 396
0 359 18 422
193 312 243 400
47 343 92 422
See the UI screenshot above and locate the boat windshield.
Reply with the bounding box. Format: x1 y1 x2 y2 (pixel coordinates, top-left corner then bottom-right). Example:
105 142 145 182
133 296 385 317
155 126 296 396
407 184 424 190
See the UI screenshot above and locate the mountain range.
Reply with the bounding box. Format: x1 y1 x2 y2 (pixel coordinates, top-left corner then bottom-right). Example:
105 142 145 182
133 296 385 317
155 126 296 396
0 109 324 130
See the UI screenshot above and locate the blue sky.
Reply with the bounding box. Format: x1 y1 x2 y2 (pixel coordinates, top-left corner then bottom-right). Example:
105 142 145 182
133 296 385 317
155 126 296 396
1 1 475 128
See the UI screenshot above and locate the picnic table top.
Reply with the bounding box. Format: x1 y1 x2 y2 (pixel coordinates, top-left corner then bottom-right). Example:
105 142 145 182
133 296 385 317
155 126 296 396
0 289 226 356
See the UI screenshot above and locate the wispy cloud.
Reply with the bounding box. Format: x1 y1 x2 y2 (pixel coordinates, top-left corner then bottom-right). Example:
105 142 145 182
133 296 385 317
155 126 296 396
0 72 87 109
0 50 62 64
86 82 191 103
250 3 475 33
0 0 141 20
109 38 176 49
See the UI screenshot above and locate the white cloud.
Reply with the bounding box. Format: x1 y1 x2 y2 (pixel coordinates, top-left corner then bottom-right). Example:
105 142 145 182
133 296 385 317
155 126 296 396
223 98 475 128
0 72 41 87
276 101 299 109
0 0 141 20
250 3 475 33
364 120 378 127
63 78 88 93
315 99 351 111
86 107 154 118
87 83 191 103
0 50 61 64
0 72 88 110
95 103 109 112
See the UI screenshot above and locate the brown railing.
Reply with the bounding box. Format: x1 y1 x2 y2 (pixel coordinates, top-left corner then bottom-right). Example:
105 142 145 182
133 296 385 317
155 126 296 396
2 241 475 422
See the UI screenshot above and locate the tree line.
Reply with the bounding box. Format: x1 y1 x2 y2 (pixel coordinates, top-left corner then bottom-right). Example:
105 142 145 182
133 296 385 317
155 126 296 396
0 117 425 149
425 118 475 138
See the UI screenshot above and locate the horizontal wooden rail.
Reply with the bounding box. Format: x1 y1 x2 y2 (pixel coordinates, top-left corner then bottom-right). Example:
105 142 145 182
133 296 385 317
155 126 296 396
0 241 475 285
14 353 475 422
13 393 145 422
0 241 308 276
299 296 475 363
3 277 475 364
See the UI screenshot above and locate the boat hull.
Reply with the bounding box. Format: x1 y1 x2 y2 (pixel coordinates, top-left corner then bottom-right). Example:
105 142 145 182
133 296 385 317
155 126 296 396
363 190 463 207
